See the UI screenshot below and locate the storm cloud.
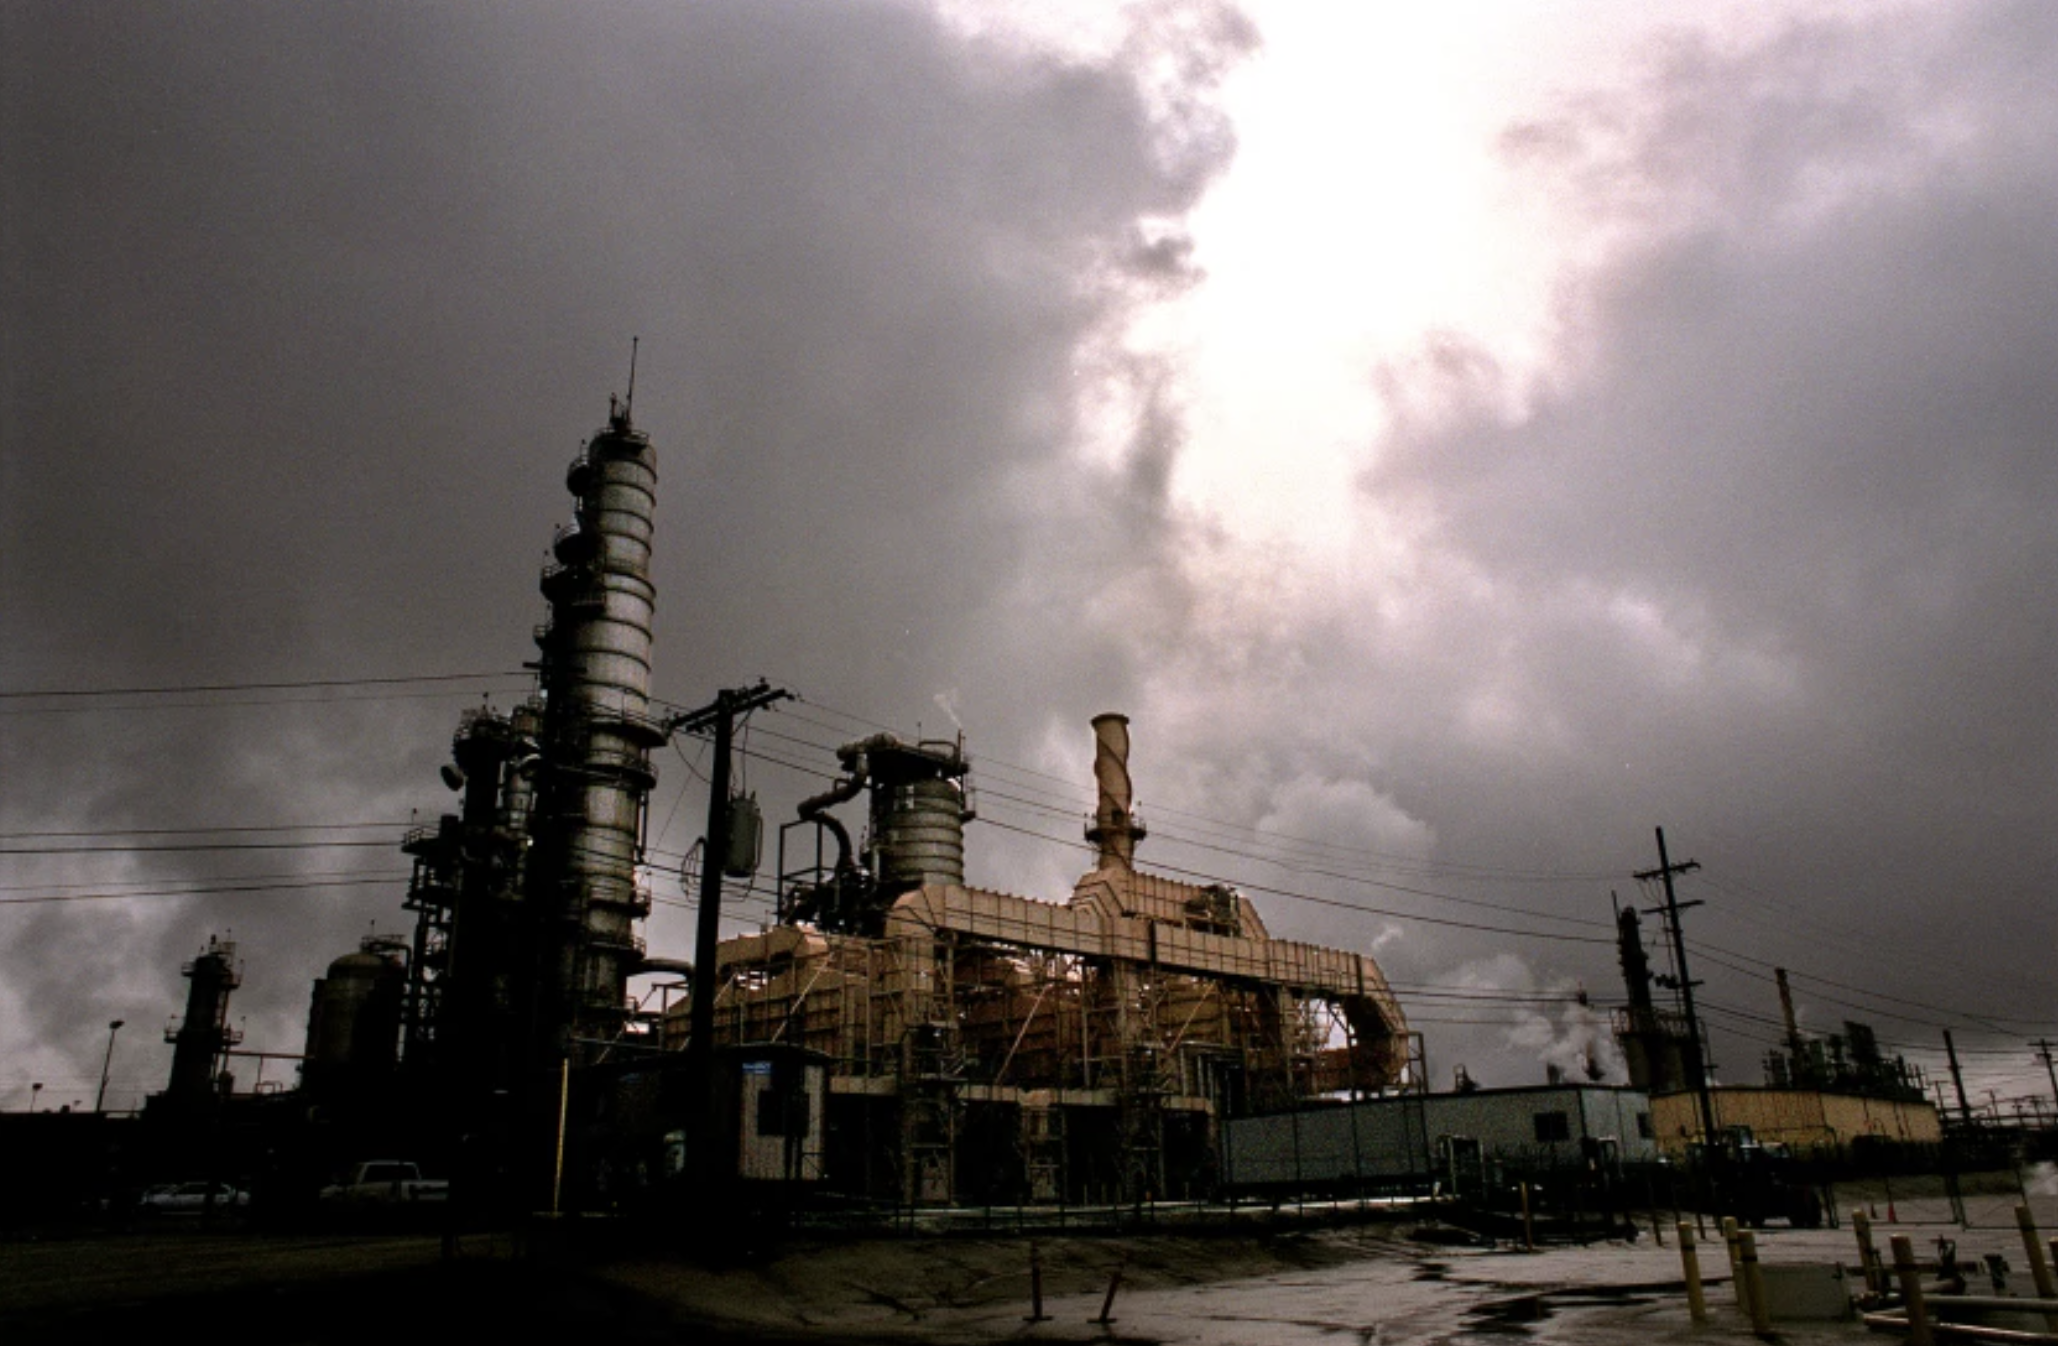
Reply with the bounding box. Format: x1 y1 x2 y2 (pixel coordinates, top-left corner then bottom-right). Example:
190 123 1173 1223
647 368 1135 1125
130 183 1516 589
2 1 2051 1113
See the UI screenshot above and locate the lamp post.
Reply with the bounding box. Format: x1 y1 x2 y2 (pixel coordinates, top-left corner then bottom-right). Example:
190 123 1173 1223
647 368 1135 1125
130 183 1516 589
30 1082 42 1113
96 1019 125 1113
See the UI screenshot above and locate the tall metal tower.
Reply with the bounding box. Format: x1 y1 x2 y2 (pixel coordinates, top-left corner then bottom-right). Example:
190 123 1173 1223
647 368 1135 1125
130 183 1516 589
526 400 662 1064
163 935 242 1106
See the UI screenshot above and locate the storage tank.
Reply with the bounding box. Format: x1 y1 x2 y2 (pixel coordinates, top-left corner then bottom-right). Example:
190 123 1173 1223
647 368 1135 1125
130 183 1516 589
302 942 404 1100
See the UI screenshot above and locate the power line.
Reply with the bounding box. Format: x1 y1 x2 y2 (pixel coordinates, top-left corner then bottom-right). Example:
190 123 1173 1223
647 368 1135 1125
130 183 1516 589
0 875 410 906
0 822 408 841
0 840 399 857
0 671 526 700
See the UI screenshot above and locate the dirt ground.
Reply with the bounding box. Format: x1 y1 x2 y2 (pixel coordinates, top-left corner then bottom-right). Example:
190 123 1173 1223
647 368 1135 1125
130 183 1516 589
4 1202 2054 1346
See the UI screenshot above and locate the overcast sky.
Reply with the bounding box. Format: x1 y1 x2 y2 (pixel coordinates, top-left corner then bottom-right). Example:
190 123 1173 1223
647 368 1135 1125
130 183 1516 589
3 0 2052 1115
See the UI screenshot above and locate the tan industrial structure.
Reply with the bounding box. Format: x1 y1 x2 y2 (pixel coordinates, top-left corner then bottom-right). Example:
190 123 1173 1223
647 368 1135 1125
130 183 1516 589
1649 1087 1942 1158
667 714 1410 1206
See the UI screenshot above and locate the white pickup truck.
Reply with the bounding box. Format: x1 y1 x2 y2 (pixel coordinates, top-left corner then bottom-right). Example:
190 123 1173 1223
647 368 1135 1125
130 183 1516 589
318 1161 449 1206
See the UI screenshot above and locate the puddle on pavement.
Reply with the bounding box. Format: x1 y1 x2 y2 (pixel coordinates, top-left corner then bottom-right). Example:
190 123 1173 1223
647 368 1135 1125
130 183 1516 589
1457 1284 1662 1337
1463 1293 1550 1334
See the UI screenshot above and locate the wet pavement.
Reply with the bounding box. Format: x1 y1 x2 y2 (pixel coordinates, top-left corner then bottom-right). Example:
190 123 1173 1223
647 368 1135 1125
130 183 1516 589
7 1166 2054 1345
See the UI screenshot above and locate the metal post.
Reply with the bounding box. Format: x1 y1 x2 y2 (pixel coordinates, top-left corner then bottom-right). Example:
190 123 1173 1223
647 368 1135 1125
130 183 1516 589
551 1057 570 1217
1722 1216 1743 1306
1520 1181 1535 1253
1092 1259 1126 1326
1025 1242 1048 1323
1678 1222 1708 1325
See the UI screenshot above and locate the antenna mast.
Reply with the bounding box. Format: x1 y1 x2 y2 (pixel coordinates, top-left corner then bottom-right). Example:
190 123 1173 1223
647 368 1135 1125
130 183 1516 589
624 336 640 419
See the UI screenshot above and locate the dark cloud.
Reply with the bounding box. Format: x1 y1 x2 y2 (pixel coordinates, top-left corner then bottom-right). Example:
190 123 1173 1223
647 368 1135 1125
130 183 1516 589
1343 1 2058 1083
4 0 2047 1113
0 0 1249 1101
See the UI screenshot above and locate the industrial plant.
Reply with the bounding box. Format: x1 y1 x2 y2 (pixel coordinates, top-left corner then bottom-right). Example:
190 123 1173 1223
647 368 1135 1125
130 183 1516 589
9 395 2045 1240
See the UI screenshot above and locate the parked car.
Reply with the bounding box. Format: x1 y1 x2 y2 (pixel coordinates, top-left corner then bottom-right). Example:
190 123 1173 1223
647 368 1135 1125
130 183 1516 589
140 1180 247 1213
318 1161 449 1206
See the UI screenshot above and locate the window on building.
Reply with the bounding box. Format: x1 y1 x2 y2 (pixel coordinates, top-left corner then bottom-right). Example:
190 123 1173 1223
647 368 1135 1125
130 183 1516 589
1533 1111 1571 1142
1636 1112 1654 1139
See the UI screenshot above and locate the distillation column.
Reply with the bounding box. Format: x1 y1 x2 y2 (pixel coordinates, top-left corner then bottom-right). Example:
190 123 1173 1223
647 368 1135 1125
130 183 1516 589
528 403 662 1063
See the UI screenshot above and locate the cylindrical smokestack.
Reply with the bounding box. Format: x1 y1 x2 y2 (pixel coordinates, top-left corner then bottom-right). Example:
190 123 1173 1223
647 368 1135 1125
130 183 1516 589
1085 712 1146 870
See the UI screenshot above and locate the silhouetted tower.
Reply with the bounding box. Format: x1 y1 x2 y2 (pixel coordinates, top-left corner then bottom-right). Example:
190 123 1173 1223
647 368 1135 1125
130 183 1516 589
164 935 241 1105
526 401 662 1063
1611 905 1688 1092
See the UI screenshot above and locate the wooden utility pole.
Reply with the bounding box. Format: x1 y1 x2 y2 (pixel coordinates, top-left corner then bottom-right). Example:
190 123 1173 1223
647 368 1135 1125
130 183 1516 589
671 680 791 1108
1636 827 1713 1144
1944 1029 1973 1127
2034 1039 2058 1114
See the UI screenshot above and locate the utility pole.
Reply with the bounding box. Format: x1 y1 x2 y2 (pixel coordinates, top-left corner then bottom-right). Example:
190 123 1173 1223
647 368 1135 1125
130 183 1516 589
1943 1029 1973 1127
1636 827 1714 1145
2034 1039 2058 1114
95 1019 124 1114
1774 968 1805 1080
669 681 791 1146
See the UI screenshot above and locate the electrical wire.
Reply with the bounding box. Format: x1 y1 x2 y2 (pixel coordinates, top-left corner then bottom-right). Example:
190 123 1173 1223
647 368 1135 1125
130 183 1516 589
0 874 411 906
0 671 525 700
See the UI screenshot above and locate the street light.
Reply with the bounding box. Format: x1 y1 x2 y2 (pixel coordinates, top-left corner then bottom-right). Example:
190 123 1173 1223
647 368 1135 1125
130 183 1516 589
29 1082 42 1112
96 1019 125 1114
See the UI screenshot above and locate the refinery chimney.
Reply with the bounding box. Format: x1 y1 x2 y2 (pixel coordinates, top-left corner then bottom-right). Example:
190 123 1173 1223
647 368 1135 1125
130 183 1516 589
1085 712 1146 870
526 399 662 1062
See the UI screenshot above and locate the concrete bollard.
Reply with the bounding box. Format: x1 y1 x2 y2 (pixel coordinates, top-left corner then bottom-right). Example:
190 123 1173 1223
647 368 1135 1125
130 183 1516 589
1890 1234 1932 1346
1853 1208 1881 1295
2023 1207 2058 1333
1738 1229 1770 1335
1678 1222 1709 1325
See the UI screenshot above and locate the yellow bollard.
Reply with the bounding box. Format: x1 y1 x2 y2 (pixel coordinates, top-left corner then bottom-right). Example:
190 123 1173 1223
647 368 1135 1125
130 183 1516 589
1722 1216 1743 1306
1678 1222 1709 1325
1890 1234 1932 1346
1738 1229 1770 1335
2018 1207 2058 1333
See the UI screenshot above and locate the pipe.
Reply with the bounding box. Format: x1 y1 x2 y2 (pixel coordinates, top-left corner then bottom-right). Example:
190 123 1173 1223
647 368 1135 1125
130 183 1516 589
798 750 868 875
1862 1312 2058 1344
